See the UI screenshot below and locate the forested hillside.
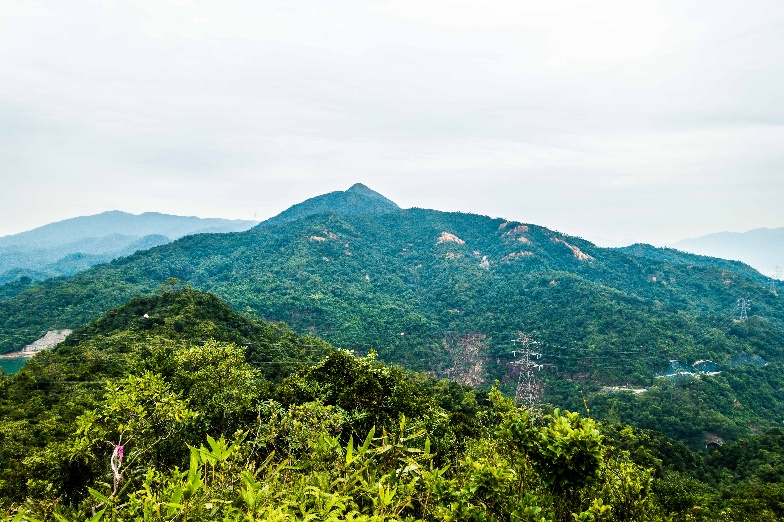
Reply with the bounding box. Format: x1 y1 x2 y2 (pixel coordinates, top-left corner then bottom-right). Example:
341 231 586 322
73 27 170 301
2 288 783 521
260 182 400 226
617 244 770 285
0 187 782 450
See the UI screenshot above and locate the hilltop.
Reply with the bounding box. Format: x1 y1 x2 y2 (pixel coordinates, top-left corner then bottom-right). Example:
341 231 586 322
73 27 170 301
259 182 400 227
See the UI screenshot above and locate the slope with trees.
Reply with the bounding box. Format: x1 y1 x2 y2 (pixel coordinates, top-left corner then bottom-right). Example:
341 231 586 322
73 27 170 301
1 186 782 452
2 289 783 521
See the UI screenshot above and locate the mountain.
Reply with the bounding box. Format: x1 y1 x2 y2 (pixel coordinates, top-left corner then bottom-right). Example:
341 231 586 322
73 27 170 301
0 211 258 287
616 243 770 285
259 182 400 227
673 227 784 278
0 210 258 249
1 185 783 447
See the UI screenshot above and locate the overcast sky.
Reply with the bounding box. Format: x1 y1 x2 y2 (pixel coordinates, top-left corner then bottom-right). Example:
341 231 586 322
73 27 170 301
1 0 783 245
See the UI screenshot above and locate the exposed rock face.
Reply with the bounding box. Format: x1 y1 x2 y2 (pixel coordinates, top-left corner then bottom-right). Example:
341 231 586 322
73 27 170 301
502 251 534 261
443 333 487 387
437 232 465 245
552 238 593 261
503 225 529 237
20 330 71 356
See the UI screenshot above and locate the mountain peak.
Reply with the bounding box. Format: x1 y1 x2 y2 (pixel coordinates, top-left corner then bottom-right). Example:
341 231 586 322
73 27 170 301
260 183 400 227
346 182 374 194
345 183 396 201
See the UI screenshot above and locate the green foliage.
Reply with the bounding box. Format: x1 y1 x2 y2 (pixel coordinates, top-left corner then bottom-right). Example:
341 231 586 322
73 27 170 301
2 289 784 521
259 182 401 227
1 208 782 456
278 349 435 438
72 371 197 470
587 363 784 449
0 276 36 302
495 400 604 520
616 244 770 285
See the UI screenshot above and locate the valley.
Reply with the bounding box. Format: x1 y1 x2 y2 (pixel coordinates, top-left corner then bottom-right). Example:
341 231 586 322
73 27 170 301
1 184 783 520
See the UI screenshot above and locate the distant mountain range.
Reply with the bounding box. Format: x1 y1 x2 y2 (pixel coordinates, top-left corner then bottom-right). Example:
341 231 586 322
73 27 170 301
0 211 258 285
673 228 784 279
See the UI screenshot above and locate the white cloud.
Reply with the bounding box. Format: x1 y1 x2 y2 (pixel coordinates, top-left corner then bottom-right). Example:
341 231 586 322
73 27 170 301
1 0 783 244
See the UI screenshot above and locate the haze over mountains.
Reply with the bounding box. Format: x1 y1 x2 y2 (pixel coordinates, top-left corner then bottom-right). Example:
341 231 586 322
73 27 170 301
673 228 784 279
0 210 258 285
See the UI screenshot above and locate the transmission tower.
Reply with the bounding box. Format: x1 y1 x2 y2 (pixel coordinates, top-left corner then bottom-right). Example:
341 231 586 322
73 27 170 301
771 266 781 296
735 298 750 321
510 332 543 408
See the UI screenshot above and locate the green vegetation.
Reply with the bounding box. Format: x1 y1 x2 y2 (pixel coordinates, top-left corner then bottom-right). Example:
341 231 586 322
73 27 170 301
1 289 783 521
260 183 401 227
581 362 784 448
1 200 783 453
616 244 771 285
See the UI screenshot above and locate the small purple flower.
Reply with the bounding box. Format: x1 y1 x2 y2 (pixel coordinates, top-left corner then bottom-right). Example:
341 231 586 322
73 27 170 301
115 445 124 461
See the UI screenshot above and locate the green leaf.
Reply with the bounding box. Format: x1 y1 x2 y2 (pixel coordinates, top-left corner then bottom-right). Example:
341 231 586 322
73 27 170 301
361 426 375 454
88 487 111 505
170 484 183 506
346 434 354 464
88 508 106 522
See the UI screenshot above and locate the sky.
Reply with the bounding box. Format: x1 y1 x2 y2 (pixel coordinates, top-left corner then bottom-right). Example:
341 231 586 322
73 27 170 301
1 0 783 246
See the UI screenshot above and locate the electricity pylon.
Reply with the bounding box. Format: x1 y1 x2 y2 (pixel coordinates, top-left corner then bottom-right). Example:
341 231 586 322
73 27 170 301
735 298 750 321
511 332 543 408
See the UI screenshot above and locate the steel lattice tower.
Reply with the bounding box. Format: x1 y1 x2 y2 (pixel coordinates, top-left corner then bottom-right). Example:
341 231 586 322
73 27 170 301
510 332 543 408
736 298 750 321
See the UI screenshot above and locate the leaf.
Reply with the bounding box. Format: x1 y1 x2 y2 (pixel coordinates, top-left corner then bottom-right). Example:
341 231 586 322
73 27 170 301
88 487 111 505
401 463 420 474
88 508 106 522
361 426 375 454
170 484 183 506
345 435 355 464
